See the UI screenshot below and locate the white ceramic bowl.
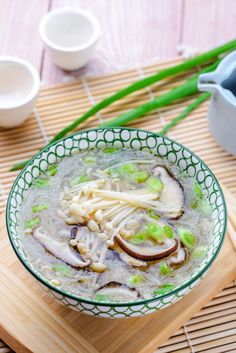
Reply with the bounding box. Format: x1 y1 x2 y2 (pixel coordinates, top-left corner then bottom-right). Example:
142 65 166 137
6 128 227 318
39 7 100 71
0 56 40 128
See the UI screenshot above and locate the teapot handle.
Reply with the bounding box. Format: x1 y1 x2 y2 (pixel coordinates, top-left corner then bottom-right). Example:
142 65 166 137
198 72 220 93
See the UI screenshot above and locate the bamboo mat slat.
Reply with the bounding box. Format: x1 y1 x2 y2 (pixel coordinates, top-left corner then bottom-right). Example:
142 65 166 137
0 57 236 352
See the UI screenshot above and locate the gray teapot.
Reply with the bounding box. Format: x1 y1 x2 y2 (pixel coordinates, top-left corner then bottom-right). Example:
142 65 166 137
198 50 236 156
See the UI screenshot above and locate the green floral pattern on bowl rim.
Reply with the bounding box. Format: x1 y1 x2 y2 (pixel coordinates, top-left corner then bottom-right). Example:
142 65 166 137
6 128 227 318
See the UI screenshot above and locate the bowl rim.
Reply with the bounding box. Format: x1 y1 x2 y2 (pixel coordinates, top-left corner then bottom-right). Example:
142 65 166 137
6 127 227 308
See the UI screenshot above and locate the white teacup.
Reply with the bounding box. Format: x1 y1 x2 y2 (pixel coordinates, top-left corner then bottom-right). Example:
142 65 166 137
39 7 100 71
0 56 40 128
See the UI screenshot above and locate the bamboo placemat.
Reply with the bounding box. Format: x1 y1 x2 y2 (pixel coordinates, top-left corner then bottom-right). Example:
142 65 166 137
0 57 236 352
2 282 236 353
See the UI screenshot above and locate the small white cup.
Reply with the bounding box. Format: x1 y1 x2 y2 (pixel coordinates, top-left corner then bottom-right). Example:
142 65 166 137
0 56 40 128
39 7 100 71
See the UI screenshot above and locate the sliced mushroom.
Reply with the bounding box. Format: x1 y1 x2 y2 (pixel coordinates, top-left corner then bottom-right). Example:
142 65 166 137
119 252 148 268
96 282 140 301
114 234 178 261
33 227 90 268
152 165 184 219
169 247 187 266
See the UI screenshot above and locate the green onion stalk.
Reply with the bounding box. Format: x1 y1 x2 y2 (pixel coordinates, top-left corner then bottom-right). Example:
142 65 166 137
11 39 236 171
100 60 219 128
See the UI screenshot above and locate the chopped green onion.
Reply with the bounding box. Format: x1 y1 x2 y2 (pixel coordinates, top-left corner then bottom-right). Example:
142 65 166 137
147 222 165 242
163 225 173 238
147 209 160 220
32 204 48 213
103 147 119 154
83 156 96 165
70 175 90 186
52 263 72 276
118 163 136 175
146 177 163 193
177 227 196 250
194 182 203 199
128 274 144 285
130 232 148 245
95 294 109 301
192 246 208 259
133 170 149 183
24 217 40 229
160 262 171 275
153 283 176 295
46 164 58 176
34 178 50 188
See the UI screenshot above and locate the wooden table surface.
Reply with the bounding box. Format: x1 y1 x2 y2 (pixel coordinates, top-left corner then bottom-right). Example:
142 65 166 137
0 0 235 86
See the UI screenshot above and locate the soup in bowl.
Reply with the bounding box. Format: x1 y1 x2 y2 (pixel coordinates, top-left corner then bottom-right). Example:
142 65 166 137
6 128 226 318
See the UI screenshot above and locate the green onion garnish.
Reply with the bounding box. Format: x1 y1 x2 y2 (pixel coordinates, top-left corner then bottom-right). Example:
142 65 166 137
194 182 203 199
52 263 72 276
83 156 96 165
153 283 176 295
160 261 171 275
24 217 40 229
177 227 196 250
118 163 136 175
32 204 48 213
34 178 50 188
147 222 165 242
95 294 109 301
130 232 148 244
146 177 163 193
46 164 58 176
70 175 90 186
133 170 149 183
147 209 160 220
103 147 119 154
163 225 173 238
128 274 144 285
192 246 208 259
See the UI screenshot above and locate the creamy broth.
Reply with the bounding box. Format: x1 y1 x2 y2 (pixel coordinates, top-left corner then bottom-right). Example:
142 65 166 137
20 148 213 302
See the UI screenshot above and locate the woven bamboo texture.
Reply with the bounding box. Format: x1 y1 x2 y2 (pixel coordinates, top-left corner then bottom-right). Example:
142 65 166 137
0 57 236 352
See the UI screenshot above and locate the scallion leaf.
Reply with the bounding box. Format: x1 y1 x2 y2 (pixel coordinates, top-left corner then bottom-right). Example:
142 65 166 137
47 164 58 176
130 232 148 245
177 227 196 250
32 204 48 213
24 217 40 229
146 177 163 193
194 182 203 199
160 262 171 275
147 222 165 242
153 283 175 295
52 263 72 276
133 170 149 183
95 294 109 301
192 246 208 259
70 175 90 186
103 147 119 154
128 274 144 285
34 178 50 188
147 209 160 220
163 225 173 238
